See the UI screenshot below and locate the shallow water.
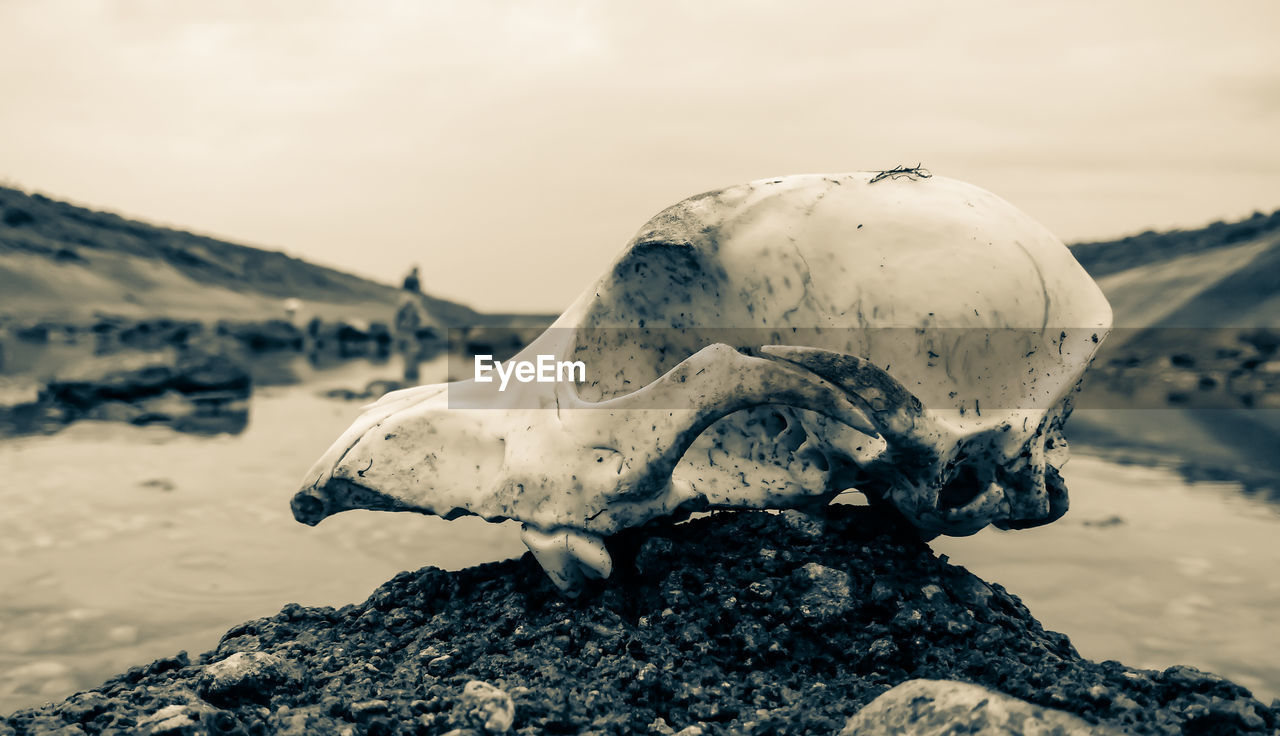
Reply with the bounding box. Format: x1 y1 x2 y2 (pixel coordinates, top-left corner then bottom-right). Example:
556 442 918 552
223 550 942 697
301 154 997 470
932 454 1280 701
1 364 1277 714
0 358 527 713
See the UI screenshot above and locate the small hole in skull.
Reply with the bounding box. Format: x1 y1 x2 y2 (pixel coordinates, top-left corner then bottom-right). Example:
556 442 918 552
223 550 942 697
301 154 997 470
937 464 987 510
761 411 788 435
798 446 830 472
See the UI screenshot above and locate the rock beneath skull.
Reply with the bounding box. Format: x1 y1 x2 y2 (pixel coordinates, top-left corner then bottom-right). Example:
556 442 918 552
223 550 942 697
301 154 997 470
7 507 1278 735
55 692 112 724
196 651 299 706
453 680 515 733
838 679 1120 735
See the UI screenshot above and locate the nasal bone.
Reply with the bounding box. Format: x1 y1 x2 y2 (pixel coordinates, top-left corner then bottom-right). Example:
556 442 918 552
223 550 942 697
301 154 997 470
291 489 329 526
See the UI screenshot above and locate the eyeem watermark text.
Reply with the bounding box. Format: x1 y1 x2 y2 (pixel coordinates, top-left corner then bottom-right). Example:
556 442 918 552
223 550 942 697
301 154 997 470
474 355 586 391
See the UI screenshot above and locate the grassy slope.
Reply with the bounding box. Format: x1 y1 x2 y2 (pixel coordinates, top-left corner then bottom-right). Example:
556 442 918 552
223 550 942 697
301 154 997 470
1067 208 1280 493
1070 209 1280 278
0 187 480 326
1069 208 1280 329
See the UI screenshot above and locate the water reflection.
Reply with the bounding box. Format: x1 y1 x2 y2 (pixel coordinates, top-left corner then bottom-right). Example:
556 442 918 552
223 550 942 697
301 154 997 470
1066 407 1280 504
0 330 410 440
0 397 249 439
933 456 1280 701
0 357 527 713
0 346 252 440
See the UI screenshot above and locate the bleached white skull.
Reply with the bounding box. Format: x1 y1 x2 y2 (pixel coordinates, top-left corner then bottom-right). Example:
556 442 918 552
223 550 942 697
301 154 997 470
293 171 1112 594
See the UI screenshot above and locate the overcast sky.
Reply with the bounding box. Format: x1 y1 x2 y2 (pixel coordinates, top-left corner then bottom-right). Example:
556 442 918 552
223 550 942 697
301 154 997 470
2 1 1278 313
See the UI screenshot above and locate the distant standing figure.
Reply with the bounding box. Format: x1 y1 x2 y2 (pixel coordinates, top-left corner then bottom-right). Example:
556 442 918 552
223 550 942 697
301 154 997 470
402 266 421 293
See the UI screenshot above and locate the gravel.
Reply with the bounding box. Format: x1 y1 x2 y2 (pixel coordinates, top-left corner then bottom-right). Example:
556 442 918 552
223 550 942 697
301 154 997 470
4 505 1276 735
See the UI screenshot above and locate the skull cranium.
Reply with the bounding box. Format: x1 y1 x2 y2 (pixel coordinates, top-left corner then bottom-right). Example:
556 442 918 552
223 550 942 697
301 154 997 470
293 172 1112 593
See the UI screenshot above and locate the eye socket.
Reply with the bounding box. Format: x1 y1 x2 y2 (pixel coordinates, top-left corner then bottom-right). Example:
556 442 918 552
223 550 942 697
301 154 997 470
937 463 989 510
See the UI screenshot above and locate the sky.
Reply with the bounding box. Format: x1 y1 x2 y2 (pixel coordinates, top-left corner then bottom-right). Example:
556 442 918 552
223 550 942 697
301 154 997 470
2 1 1278 313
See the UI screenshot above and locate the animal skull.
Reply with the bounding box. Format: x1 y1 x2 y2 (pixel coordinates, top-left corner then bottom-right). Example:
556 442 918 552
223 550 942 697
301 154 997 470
293 172 1112 594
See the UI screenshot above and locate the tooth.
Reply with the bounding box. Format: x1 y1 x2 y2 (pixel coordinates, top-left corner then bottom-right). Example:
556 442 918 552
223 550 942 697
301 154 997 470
567 532 613 580
520 525 613 594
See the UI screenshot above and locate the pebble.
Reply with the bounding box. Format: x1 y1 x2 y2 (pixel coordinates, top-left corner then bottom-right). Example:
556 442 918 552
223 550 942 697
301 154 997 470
196 651 297 706
839 679 1117 735
634 537 675 577
426 654 454 676
454 680 515 734
793 562 854 624
136 702 216 736
779 509 824 538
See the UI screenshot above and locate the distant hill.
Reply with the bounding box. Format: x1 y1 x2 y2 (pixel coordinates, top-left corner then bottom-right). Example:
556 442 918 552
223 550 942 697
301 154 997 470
1070 209 1280 278
1066 208 1280 494
1070 209 1280 328
0 186 481 326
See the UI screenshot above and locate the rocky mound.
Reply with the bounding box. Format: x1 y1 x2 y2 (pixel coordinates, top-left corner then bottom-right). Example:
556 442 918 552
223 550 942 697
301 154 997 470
4 506 1276 735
